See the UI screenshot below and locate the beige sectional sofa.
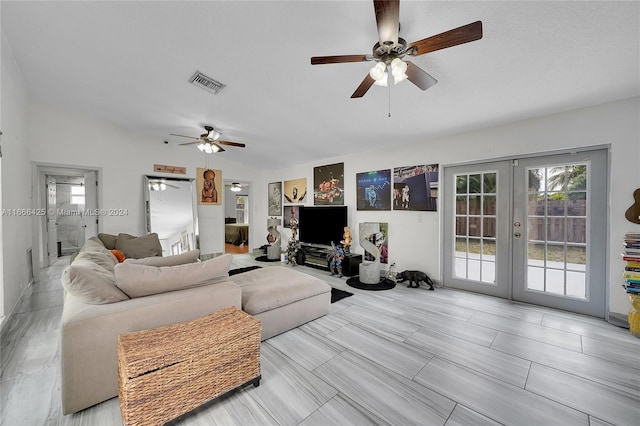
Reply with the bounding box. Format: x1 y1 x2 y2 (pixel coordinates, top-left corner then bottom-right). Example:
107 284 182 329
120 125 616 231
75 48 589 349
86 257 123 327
61 236 331 414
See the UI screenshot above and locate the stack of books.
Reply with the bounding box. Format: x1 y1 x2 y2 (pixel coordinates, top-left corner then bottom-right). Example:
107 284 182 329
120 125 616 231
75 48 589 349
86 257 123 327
623 231 640 294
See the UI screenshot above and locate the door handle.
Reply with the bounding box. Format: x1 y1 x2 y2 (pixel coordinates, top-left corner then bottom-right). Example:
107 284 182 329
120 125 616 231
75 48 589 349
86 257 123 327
514 232 521 238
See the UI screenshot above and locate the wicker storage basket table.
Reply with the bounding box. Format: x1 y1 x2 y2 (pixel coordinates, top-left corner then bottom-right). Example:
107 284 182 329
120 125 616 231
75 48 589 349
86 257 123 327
118 306 261 426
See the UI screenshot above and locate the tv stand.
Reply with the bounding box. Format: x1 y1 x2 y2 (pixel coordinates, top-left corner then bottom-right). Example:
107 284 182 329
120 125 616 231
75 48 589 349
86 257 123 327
298 243 362 277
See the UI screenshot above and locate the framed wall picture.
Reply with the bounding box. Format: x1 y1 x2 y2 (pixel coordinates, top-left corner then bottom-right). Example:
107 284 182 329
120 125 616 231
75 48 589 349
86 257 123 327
356 169 391 210
268 181 282 216
283 178 307 203
283 205 300 229
393 164 439 211
196 167 222 205
314 162 344 205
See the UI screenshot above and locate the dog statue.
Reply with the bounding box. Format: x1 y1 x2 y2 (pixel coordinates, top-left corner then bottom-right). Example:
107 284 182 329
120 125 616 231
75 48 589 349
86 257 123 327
396 270 435 290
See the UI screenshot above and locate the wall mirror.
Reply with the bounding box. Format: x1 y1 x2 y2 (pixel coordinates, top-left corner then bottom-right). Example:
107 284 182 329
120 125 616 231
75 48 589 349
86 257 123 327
144 175 198 256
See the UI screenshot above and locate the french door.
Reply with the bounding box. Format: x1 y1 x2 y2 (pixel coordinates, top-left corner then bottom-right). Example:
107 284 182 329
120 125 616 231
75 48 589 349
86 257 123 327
443 150 607 317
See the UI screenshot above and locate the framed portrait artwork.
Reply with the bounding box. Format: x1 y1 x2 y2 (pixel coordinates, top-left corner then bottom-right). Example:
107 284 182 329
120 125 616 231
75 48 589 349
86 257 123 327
196 167 222 205
268 181 282 216
283 178 307 203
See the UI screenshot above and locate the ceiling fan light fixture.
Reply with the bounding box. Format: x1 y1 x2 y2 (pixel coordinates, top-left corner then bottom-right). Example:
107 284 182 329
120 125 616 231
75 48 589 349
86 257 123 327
208 129 222 141
391 58 408 84
369 62 387 81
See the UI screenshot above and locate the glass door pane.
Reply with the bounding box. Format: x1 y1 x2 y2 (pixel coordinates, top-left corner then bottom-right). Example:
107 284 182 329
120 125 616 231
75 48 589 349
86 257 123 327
443 161 511 299
513 150 607 317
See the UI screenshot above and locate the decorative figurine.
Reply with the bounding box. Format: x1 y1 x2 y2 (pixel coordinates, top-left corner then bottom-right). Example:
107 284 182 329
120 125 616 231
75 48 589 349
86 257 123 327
327 241 345 278
289 209 299 240
340 226 352 253
396 270 435 290
286 238 299 266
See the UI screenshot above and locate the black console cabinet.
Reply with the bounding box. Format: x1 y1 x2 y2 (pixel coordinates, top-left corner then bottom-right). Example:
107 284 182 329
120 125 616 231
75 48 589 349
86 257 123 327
299 243 362 277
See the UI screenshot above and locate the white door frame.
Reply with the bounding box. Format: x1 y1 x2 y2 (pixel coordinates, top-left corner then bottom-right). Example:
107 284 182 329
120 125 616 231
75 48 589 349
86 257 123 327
441 147 609 318
32 163 101 274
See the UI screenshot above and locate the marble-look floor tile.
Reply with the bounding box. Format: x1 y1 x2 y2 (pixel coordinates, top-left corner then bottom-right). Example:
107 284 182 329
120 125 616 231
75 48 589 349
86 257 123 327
299 394 388 426
491 332 640 394
343 292 407 317
1 367 60 426
541 312 639 347
398 297 475 322
469 310 583 351
15 289 64 313
1 329 60 381
445 404 502 426
248 343 338 426
401 308 499 347
326 323 432 379
414 357 588 426
581 335 640 368
314 351 456 426
267 327 344 371
299 312 349 337
454 294 545 324
526 363 640 426
0 305 63 342
405 327 531 388
169 386 279 426
333 304 420 342
59 397 123 426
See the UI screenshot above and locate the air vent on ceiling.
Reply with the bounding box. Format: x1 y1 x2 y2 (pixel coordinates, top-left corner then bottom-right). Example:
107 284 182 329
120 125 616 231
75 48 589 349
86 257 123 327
189 71 226 95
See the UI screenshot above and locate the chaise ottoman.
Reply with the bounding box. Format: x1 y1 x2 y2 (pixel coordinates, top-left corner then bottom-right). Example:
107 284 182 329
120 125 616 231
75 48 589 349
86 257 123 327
230 266 331 340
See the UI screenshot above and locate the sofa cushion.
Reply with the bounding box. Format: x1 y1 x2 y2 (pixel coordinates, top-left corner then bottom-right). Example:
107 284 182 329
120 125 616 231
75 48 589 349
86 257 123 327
62 260 130 304
114 254 232 298
231 266 331 315
97 233 118 250
124 249 199 267
74 249 118 272
115 233 162 259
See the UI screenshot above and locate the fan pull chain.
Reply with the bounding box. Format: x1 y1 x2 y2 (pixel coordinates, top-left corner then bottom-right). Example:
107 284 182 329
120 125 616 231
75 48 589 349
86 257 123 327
388 82 392 118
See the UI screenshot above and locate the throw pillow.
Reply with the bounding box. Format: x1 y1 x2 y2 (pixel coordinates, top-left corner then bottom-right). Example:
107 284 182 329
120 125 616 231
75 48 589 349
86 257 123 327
111 249 126 263
115 233 163 258
62 260 130 304
97 233 118 250
124 249 199 267
114 254 232 298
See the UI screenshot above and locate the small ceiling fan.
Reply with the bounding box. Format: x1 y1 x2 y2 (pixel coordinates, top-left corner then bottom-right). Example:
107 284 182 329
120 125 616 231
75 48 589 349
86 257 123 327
226 182 249 192
311 0 482 98
147 179 179 191
171 125 246 153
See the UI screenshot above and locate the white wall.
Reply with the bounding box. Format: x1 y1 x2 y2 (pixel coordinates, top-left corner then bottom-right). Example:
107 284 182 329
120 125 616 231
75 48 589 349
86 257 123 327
14 61 640 319
257 97 640 318
1 29 33 319
27 101 265 260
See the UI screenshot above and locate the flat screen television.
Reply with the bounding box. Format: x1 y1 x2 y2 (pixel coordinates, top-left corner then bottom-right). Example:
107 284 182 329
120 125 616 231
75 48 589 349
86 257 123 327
299 206 347 247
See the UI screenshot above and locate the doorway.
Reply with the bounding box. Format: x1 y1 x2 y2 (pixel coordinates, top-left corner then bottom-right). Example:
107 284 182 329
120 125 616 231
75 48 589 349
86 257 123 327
443 149 608 317
35 165 99 267
223 180 251 255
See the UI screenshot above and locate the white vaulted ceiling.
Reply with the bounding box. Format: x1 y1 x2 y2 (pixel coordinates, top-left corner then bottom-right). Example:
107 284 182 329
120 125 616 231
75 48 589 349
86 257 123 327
2 1 638 168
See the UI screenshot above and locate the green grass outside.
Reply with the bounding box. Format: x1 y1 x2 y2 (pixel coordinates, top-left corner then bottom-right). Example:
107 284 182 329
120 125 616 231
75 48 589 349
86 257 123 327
456 240 586 264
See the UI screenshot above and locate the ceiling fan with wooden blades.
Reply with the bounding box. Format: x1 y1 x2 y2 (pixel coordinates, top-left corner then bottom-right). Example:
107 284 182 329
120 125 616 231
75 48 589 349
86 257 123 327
311 0 482 98
171 125 246 153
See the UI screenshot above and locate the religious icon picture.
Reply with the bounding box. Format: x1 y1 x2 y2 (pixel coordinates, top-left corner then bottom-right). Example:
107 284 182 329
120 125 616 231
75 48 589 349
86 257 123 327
196 167 222 205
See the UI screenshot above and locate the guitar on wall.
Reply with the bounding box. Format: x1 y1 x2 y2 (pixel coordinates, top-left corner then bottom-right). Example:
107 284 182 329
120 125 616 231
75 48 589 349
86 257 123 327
625 188 640 224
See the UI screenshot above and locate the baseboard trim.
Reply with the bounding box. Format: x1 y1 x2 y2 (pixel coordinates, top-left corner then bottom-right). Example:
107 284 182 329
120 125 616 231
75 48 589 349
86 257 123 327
607 312 629 329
